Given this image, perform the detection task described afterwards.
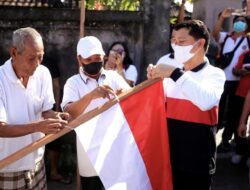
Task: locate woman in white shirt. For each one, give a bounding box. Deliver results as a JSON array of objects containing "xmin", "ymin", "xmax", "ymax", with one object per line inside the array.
[{"xmin": 105, "ymin": 41, "xmax": 138, "ymax": 86}]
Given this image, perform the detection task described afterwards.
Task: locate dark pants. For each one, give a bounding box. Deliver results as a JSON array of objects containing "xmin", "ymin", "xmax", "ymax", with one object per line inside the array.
[
  {"xmin": 172, "ymin": 169, "xmax": 213, "ymax": 190},
  {"xmin": 224, "ymin": 95, "xmax": 248, "ymax": 154},
  {"xmin": 80, "ymin": 176, "xmax": 104, "ymax": 190},
  {"xmin": 218, "ymin": 80, "xmax": 238, "ymax": 141}
]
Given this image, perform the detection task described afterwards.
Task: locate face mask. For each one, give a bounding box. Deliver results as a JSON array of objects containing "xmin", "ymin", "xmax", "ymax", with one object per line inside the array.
[
  {"xmin": 82, "ymin": 61, "xmax": 103, "ymax": 75},
  {"xmin": 172, "ymin": 42, "xmax": 197, "ymax": 64},
  {"xmin": 233, "ymin": 21, "xmax": 247, "ymax": 32}
]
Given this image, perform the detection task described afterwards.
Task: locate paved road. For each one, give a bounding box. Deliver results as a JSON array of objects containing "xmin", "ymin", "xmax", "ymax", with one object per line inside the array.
[{"xmin": 48, "ymin": 130, "xmax": 250, "ymax": 190}]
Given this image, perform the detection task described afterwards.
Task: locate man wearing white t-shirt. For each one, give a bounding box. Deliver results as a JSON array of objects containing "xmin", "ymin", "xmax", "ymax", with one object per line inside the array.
[
  {"xmin": 61, "ymin": 36, "xmax": 130, "ymax": 190},
  {"xmin": 0, "ymin": 27, "xmax": 69, "ymax": 189},
  {"xmin": 212, "ymin": 8, "xmax": 250, "ymax": 154}
]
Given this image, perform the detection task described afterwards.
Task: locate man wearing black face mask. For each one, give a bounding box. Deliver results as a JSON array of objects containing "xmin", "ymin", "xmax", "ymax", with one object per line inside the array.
[
  {"xmin": 212, "ymin": 8, "xmax": 250, "ymax": 158},
  {"xmin": 61, "ymin": 36, "xmax": 130, "ymax": 190}
]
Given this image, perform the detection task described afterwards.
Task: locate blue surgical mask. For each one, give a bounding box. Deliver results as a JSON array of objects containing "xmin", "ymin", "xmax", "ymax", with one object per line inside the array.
[{"xmin": 233, "ymin": 21, "xmax": 247, "ymax": 32}]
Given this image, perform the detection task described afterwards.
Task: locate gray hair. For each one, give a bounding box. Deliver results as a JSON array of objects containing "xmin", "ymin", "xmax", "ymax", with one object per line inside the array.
[{"xmin": 12, "ymin": 27, "xmax": 42, "ymax": 53}]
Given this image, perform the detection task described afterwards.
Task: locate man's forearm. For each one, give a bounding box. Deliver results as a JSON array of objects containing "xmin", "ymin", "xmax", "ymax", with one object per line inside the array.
[
  {"xmin": 239, "ymin": 90, "xmax": 250, "ymax": 125},
  {"xmin": 64, "ymin": 92, "xmax": 93, "ymax": 120},
  {"xmin": 0, "ymin": 123, "xmax": 36, "ymax": 137}
]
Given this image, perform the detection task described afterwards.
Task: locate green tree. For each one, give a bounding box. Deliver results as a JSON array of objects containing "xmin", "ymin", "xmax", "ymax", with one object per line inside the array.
[{"xmin": 86, "ymin": 0, "xmax": 140, "ymax": 11}]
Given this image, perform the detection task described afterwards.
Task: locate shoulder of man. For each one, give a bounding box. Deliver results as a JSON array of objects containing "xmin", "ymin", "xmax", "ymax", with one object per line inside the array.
[{"xmin": 156, "ymin": 53, "xmax": 174, "ymax": 64}]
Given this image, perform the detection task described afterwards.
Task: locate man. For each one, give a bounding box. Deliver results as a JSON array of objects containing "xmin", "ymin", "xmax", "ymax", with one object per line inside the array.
[
  {"xmin": 42, "ymin": 49, "xmax": 71, "ymax": 184},
  {"xmin": 147, "ymin": 20, "xmax": 225, "ymax": 190},
  {"xmin": 212, "ymin": 8, "xmax": 250, "ymax": 152},
  {"xmin": 237, "ymin": 88, "xmax": 250, "ymax": 168},
  {"xmin": 0, "ymin": 27, "xmax": 69, "ymax": 189},
  {"xmin": 238, "ymin": 89, "xmax": 250, "ymax": 138},
  {"xmin": 229, "ymin": 50, "xmax": 250, "ymax": 164},
  {"xmin": 61, "ymin": 36, "xmax": 130, "ymax": 190}
]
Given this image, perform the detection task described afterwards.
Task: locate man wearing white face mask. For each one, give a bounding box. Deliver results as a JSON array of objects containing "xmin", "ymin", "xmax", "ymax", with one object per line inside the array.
[
  {"xmin": 212, "ymin": 8, "xmax": 250, "ymax": 156},
  {"xmin": 147, "ymin": 20, "xmax": 225, "ymax": 190}
]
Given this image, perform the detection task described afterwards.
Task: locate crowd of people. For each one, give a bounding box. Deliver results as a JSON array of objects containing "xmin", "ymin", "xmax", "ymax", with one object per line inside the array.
[{"xmin": 0, "ymin": 2, "xmax": 249, "ymax": 190}]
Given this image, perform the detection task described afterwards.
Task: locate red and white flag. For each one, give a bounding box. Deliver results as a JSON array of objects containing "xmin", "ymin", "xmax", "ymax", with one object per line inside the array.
[{"xmin": 75, "ymin": 80, "xmax": 173, "ymax": 190}]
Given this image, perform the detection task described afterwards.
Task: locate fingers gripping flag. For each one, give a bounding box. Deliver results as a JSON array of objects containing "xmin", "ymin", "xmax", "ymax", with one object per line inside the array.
[{"xmin": 75, "ymin": 80, "xmax": 173, "ymax": 190}]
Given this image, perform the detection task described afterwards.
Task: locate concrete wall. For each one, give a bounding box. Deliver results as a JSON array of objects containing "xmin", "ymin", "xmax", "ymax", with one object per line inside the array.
[
  {"xmin": 0, "ymin": 7, "xmax": 144, "ymax": 86},
  {"xmin": 0, "ymin": 2, "xmax": 171, "ymax": 86},
  {"xmin": 193, "ymin": 0, "xmax": 242, "ymax": 31}
]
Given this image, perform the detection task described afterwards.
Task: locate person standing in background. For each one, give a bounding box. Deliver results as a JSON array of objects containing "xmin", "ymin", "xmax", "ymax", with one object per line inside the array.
[
  {"xmin": 212, "ymin": 8, "xmax": 250, "ymax": 152},
  {"xmin": 42, "ymin": 52, "xmax": 72, "ymax": 184},
  {"xmin": 105, "ymin": 41, "xmax": 138, "ymax": 86}
]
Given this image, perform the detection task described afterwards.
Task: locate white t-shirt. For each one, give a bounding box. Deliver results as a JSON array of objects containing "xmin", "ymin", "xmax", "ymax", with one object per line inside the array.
[
  {"xmin": 61, "ymin": 68, "xmax": 130, "ymax": 177},
  {"xmin": 0, "ymin": 59, "xmax": 55, "ymax": 172},
  {"xmin": 219, "ymin": 32, "xmax": 250, "ymax": 81},
  {"xmin": 124, "ymin": 65, "xmax": 138, "ymax": 85}
]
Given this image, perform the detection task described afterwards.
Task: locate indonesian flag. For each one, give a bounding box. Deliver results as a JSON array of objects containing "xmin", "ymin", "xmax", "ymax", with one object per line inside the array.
[{"xmin": 75, "ymin": 80, "xmax": 173, "ymax": 190}]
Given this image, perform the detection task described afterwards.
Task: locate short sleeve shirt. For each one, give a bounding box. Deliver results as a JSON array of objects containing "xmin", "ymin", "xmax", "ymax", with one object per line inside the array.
[
  {"xmin": 124, "ymin": 65, "xmax": 138, "ymax": 85},
  {"xmin": 219, "ymin": 32, "xmax": 250, "ymax": 81},
  {"xmin": 61, "ymin": 68, "xmax": 130, "ymax": 177},
  {"xmin": 0, "ymin": 59, "xmax": 55, "ymax": 172},
  {"xmin": 234, "ymin": 50, "xmax": 250, "ymax": 97}
]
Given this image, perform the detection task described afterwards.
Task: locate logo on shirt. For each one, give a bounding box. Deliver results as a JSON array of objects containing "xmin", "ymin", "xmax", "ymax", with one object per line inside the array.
[{"xmin": 242, "ymin": 45, "xmax": 248, "ymax": 50}]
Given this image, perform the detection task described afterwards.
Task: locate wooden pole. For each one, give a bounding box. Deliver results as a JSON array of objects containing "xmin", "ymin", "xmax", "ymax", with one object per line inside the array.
[
  {"xmin": 77, "ymin": 1, "xmax": 86, "ymax": 188},
  {"xmin": 0, "ymin": 78, "xmax": 161, "ymax": 168},
  {"xmin": 79, "ymin": 0, "xmax": 85, "ymax": 38}
]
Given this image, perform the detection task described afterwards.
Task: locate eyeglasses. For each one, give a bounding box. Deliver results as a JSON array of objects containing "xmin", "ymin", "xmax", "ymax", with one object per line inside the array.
[{"xmin": 110, "ymin": 49, "xmax": 124, "ymax": 55}]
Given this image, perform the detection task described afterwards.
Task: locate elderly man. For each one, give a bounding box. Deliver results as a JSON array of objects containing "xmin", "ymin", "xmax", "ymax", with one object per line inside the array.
[
  {"xmin": 0, "ymin": 27, "xmax": 69, "ymax": 189},
  {"xmin": 147, "ymin": 20, "xmax": 225, "ymax": 190},
  {"xmin": 61, "ymin": 36, "xmax": 130, "ymax": 190}
]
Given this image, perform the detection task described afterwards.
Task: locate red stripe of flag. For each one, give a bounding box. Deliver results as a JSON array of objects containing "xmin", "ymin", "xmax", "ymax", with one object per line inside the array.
[{"xmin": 120, "ymin": 80, "xmax": 173, "ymax": 190}]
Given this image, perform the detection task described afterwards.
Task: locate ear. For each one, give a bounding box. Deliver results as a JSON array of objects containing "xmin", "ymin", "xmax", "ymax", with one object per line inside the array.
[
  {"xmin": 191, "ymin": 39, "xmax": 205, "ymax": 53},
  {"xmin": 9, "ymin": 47, "xmax": 17, "ymax": 60},
  {"xmin": 77, "ymin": 55, "xmax": 82, "ymax": 67},
  {"xmin": 197, "ymin": 39, "xmax": 205, "ymax": 51},
  {"xmin": 77, "ymin": 55, "xmax": 81, "ymax": 62}
]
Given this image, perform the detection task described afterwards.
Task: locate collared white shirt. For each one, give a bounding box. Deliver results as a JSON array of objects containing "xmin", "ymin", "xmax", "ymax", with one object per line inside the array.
[
  {"xmin": 0, "ymin": 59, "xmax": 55, "ymax": 172},
  {"xmin": 219, "ymin": 32, "xmax": 250, "ymax": 81},
  {"xmin": 61, "ymin": 67, "xmax": 130, "ymax": 176}
]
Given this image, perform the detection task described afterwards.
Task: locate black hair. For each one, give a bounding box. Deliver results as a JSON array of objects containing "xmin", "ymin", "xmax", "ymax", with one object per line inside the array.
[
  {"xmin": 173, "ymin": 20, "xmax": 210, "ymax": 51},
  {"xmin": 107, "ymin": 41, "xmax": 133, "ymax": 70},
  {"xmin": 233, "ymin": 16, "xmax": 247, "ymax": 23}
]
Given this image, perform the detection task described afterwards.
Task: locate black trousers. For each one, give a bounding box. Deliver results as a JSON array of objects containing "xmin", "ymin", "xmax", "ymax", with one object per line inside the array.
[
  {"xmin": 172, "ymin": 169, "xmax": 213, "ymax": 190},
  {"xmin": 223, "ymin": 95, "xmax": 248, "ymax": 154},
  {"xmin": 80, "ymin": 176, "xmax": 104, "ymax": 190},
  {"xmin": 218, "ymin": 80, "xmax": 239, "ymax": 141}
]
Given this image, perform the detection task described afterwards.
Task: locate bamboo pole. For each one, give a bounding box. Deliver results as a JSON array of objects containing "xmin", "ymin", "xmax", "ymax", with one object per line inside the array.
[
  {"xmin": 79, "ymin": 0, "xmax": 85, "ymax": 38},
  {"xmin": 0, "ymin": 78, "xmax": 161, "ymax": 169},
  {"xmin": 77, "ymin": 1, "xmax": 86, "ymax": 188}
]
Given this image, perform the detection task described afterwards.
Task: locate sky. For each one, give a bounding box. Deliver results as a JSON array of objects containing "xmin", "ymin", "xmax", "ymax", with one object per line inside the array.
[{"xmin": 174, "ymin": 0, "xmax": 193, "ymax": 12}]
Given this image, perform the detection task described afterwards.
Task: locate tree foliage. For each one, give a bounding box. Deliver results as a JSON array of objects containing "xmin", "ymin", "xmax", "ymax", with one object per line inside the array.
[
  {"xmin": 86, "ymin": 0, "xmax": 140, "ymax": 11},
  {"xmin": 85, "ymin": 0, "xmax": 194, "ymax": 11}
]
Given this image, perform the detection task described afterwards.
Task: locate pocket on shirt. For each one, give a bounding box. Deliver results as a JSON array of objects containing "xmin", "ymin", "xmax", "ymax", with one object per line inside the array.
[{"xmin": 32, "ymin": 96, "xmax": 44, "ymax": 114}]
